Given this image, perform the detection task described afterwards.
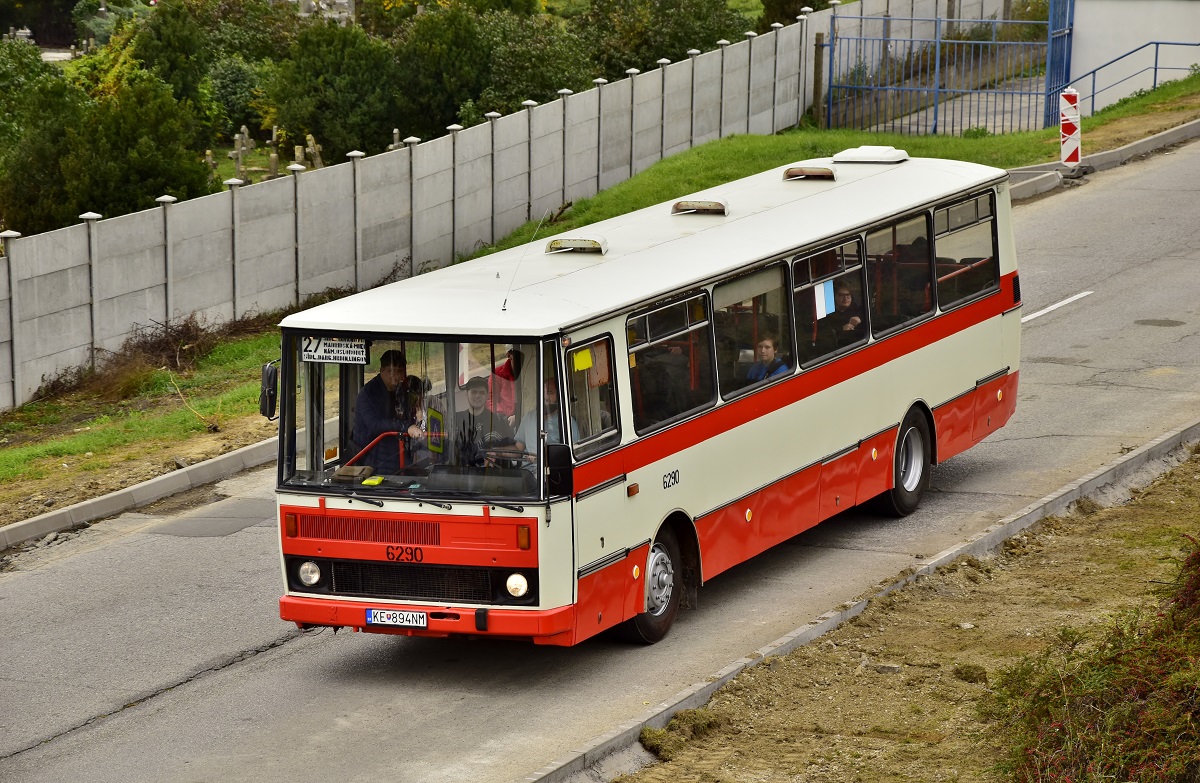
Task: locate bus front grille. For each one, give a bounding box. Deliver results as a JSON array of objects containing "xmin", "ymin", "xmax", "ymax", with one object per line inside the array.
[{"xmin": 331, "ymin": 561, "xmax": 493, "ymax": 603}]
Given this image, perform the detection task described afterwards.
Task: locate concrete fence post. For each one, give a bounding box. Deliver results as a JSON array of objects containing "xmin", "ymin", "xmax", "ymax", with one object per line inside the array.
[
  {"xmin": 626, "ymin": 69, "xmax": 639, "ymax": 177},
  {"xmin": 347, "ymin": 151, "xmax": 365, "ymax": 291},
  {"xmin": 771, "ymin": 23, "xmax": 784, "ymax": 134},
  {"xmin": 1, "ymin": 229, "xmax": 20, "ymax": 407},
  {"xmin": 593, "ymin": 78, "xmax": 607, "ymax": 191},
  {"xmin": 657, "ymin": 59, "xmax": 670, "ymax": 161},
  {"xmin": 286, "ymin": 164, "xmax": 305, "ymax": 305},
  {"xmin": 447, "ymin": 124, "xmax": 462, "ymax": 258},
  {"xmin": 155, "ymin": 195, "xmax": 177, "ymax": 322},
  {"xmin": 814, "ymin": 32, "xmax": 826, "ymax": 128},
  {"xmin": 485, "ymin": 112, "xmax": 501, "ymax": 244},
  {"xmin": 522, "ymin": 100, "xmax": 538, "ymax": 222},
  {"xmin": 717, "ymin": 40, "xmax": 730, "ymax": 138},
  {"xmin": 687, "ymin": 49, "xmax": 700, "ymax": 146},
  {"xmin": 746, "ymin": 31, "xmax": 757, "ymax": 134},
  {"xmin": 558, "ymin": 89, "xmax": 573, "ymax": 206},
  {"xmin": 404, "ymin": 137, "xmax": 420, "ymax": 277},
  {"xmin": 223, "ymin": 179, "xmax": 243, "ymax": 318},
  {"xmin": 79, "ymin": 212, "xmax": 102, "ymax": 370},
  {"xmin": 799, "ymin": 9, "xmax": 813, "ymax": 124}
]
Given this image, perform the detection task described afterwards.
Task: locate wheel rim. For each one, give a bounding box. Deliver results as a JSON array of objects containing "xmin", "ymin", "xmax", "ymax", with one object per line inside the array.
[
  {"xmin": 645, "ymin": 542, "xmax": 675, "ymax": 616},
  {"xmin": 898, "ymin": 425, "xmax": 925, "ymax": 492}
]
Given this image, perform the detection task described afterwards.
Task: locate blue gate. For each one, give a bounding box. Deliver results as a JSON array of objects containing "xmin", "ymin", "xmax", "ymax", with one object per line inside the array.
[{"xmin": 825, "ymin": 0, "xmax": 1074, "ymax": 135}]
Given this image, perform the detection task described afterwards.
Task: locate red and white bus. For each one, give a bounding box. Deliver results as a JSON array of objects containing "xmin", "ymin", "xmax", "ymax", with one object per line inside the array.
[{"xmin": 266, "ymin": 145, "xmax": 1020, "ymax": 646}]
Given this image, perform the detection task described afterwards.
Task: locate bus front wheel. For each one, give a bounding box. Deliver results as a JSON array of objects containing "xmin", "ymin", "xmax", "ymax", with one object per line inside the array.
[
  {"xmin": 618, "ymin": 526, "xmax": 682, "ymax": 644},
  {"xmin": 874, "ymin": 408, "xmax": 931, "ymax": 517}
]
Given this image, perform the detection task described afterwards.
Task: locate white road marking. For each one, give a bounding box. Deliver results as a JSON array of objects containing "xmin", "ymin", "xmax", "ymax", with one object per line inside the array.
[{"xmin": 1021, "ymin": 291, "xmax": 1093, "ymax": 323}]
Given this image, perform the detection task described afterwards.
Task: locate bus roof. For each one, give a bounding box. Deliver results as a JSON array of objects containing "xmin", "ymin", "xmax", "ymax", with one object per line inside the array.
[{"xmin": 281, "ymin": 148, "xmax": 1007, "ymax": 337}]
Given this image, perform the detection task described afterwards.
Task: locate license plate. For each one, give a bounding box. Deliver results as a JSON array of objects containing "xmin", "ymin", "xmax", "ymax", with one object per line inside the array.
[{"xmin": 365, "ymin": 609, "xmax": 428, "ymax": 628}]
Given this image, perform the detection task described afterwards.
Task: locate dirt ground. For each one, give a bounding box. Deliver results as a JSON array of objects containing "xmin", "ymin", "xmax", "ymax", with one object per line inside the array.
[{"xmin": 618, "ymin": 448, "xmax": 1200, "ymax": 783}]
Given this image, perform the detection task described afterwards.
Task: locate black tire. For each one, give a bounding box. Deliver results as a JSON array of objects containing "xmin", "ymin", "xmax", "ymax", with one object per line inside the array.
[
  {"xmin": 617, "ymin": 525, "xmax": 682, "ymax": 644},
  {"xmin": 873, "ymin": 408, "xmax": 932, "ymax": 517}
]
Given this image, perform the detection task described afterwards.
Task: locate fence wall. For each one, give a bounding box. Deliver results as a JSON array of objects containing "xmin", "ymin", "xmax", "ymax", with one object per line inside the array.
[{"xmin": 0, "ymin": 0, "xmax": 1156, "ymax": 410}]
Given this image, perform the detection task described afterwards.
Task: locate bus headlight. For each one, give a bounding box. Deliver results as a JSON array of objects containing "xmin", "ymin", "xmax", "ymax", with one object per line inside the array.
[
  {"xmin": 505, "ymin": 573, "xmax": 529, "ymax": 598},
  {"xmin": 298, "ymin": 561, "xmax": 322, "ymax": 586}
]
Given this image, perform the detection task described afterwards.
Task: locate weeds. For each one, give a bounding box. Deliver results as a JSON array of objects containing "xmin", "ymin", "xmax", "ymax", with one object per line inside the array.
[{"xmin": 986, "ymin": 535, "xmax": 1200, "ymax": 782}]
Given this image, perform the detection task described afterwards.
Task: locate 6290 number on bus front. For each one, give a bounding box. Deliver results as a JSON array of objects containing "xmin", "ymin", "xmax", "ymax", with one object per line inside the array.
[
  {"xmin": 386, "ymin": 546, "xmax": 424, "ymax": 562},
  {"xmin": 662, "ymin": 470, "xmax": 680, "ymax": 490}
]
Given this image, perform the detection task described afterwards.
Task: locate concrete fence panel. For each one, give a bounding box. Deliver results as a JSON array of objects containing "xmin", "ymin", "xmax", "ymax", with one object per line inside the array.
[
  {"xmin": 412, "ymin": 134, "xmax": 454, "ymax": 271},
  {"xmin": 774, "ymin": 23, "xmax": 803, "ymax": 131},
  {"xmin": 493, "ymin": 111, "xmax": 531, "ymax": 240},
  {"xmin": 298, "ymin": 164, "xmax": 356, "ymax": 298},
  {"xmin": 530, "ymin": 102, "xmax": 566, "ymax": 223},
  {"xmin": 12, "ymin": 225, "xmax": 91, "ymax": 401},
  {"xmin": 564, "ymin": 88, "xmax": 601, "ymax": 204},
  {"xmin": 358, "ymin": 147, "xmax": 412, "ymax": 286},
  {"xmin": 632, "ymin": 69, "xmax": 665, "ymax": 176},
  {"xmin": 749, "ymin": 31, "xmax": 780, "ymax": 135},
  {"xmin": 237, "ymin": 176, "xmax": 297, "ymax": 316},
  {"xmin": 169, "ymin": 190, "xmax": 233, "ymax": 323},
  {"xmin": 693, "ymin": 48, "xmax": 724, "ymax": 145},
  {"xmin": 722, "ymin": 40, "xmax": 751, "ymax": 136},
  {"xmin": 0, "ymin": 254, "xmax": 13, "ymax": 410},
  {"xmin": 663, "ymin": 59, "xmax": 695, "ymax": 158},
  {"xmin": 599, "ymin": 78, "xmax": 634, "ymax": 190},
  {"xmin": 454, "ymin": 122, "xmax": 494, "ymax": 257},
  {"xmin": 94, "ymin": 210, "xmax": 165, "ymax": 354}
]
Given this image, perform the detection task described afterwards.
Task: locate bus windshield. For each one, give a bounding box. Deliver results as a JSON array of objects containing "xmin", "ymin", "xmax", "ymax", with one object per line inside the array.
[{"xmin": 279, "ymin": 335, "xmax": 558, "ymax": 500}]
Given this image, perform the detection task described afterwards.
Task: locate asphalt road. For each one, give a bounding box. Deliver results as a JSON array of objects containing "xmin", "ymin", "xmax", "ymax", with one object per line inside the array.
[{"xmin": 2, "ymin": 141, "xmax": 1199, "ymax": 783}]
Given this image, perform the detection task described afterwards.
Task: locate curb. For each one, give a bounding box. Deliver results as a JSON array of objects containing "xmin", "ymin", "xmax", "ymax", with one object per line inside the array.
[
  {"xmin": 1008, "ymin": 116, "xmax": 1200, "ymax": 200},
  {"xmin": 519, "ymin": 415, "xmax": 1200, "ymax": 783},
  {"xmin": 0, "ymin": 437, "xmax": 277, "ymax": 550}
]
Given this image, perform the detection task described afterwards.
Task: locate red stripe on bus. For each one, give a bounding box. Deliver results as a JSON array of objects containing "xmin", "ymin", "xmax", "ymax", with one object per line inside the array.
[{"xmin": 575, "ymin": 273, "xmax": 1018, "ymax": 493}]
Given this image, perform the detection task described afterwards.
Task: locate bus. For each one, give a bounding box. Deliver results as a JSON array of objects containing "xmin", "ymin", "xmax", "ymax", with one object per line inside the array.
[{"xmin": 264, "ymin": 145, "xmax": 1021, "ymax": 646}]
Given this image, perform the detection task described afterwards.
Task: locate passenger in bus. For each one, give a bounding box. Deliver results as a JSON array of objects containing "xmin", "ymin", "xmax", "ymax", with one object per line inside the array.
[
  {"xmin": 515, "ymin": 378, "xmax": 580, "ymax": 456},
  {"xmin": 350, "ymin": 350, "xmax": 426, "ymax": 474},
  {"xmin": 745, "ymin": 334, "xmax": 790, "ymax": 382},
  {"xmin": 489, "ymin": 346, "xmax": 523, "ymax": 426},
  {"xmin": 454, "ymin": 375, "xmax": 517, "ymax": 466},
  {"xmin": 832, "ymin": 284, "xmax": 864, "ymax": 331}
]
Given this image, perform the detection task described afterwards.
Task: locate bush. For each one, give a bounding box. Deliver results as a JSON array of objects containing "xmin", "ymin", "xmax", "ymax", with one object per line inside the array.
[{"xmin": 987, "ymin": 536, "xmax": 1200, "ymax": 783}]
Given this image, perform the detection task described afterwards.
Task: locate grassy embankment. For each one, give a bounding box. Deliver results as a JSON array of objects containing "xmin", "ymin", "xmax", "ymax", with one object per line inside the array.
[{"xmin": 2, "ymin": 72, "xmax": 1199, "ymax": 489}]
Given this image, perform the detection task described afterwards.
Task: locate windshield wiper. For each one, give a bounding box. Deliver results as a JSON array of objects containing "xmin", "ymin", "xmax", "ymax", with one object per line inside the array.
[
  {"xmin": 406, "ymin": 489, "xmax": 453, "ymax": 510},
  {"xmin": 321, "ymin": 485, "xmax": 385, "ymax": 507}
]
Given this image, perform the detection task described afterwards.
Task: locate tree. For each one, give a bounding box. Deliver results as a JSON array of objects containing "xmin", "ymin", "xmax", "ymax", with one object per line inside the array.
[
  {"xmin": 133, "ymin": 0, "xmax": 210, "ymax": 106},
  {"xmin": 60, "ymin": 75, "xmax": 215, "ymax": 221},
  {"xmin": 0, "ymin": 38, "xmax": 58, "ymax": 149},
  {"xmin": 263, "ymin": 21, "xmax": 402, "ymax": 157},
  {"xmin": 0, "ymin": 78, "xmax": 91, "ymax": 233},
  {"xmin": 393, "ymin": 2, "xmax": 487, "ymax": 139},
  {"xmin": 458, "ymin": 12, "xmax": 595, "ymax": 125},
  {"xmin": 574, "ymin": 0, "xmax": 748, "ymax": 79}
]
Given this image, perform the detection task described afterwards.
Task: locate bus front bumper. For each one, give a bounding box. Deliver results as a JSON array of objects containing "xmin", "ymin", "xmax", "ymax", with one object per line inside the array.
[{"xmin": 280, "ymin": 595, "xmax": 577, "ymax": 645}]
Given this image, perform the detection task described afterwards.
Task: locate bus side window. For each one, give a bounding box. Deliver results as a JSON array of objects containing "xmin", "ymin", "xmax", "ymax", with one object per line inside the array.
[
  {"xmin": 628, "ymin": 295, "xmax": 716, "ymax": 434},
  {"xmin": 934, "ymin": 192, "xmax": 1000, "ymax": 310},
  {"xmin": 793, "ymin": 240, "xmax": 867, "ymax": 365},
  {"xmin": 712, "ymin": 264, "xmax": 792, "ymax": 397},
  {"xmin": 567, "ymin": 337, "xmax": 620, "ymax": 459},
  {"xmin": 866, "ymin": 214, "xmax": 934, "ymax": 336}
]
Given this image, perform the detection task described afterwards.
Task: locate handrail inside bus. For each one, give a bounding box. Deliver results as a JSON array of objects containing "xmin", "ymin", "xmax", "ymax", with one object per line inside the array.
[{"xmin": 345, "ymin": 431, "xmax": 403, "ymax": 469}]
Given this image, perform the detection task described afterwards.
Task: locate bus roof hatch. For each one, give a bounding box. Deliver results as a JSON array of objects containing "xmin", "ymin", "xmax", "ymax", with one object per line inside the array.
[{"xmin": 831, "ymin": 145, "xmax": 909, "ymax": 164}]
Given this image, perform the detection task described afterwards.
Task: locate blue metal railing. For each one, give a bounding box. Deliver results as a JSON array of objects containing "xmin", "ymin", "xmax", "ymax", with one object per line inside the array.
[{"xmin": 1065, "ymin": 41, "xmax": 1200, "ymax": 115}]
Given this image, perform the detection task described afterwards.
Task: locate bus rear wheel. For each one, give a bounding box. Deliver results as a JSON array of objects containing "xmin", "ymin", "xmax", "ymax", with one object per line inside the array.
[
  {"xmin": 873, "ymin": 408, "xmax": 931, "ymax": 517},
  {"xmin": 618, "ymin": 526, "xmax": 681, "ymax": 644}
]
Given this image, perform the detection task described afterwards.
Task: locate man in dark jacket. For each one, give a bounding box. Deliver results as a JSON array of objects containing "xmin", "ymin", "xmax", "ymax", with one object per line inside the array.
[{"xmin": 351, "ymin": 350, "xmax": 424, "ymax": 474}]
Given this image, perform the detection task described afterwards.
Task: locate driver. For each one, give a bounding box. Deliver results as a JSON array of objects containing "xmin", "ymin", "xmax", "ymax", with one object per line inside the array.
[
  {"xmin": 453, "ymin": 375, "xmax": 516, "ymax": 466},
  {"xmin": 351, "ymin": 350, "xmax": 425, "ymax": 474}
]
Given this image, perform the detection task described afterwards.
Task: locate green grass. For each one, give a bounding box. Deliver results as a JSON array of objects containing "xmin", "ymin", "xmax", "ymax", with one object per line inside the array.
[{"xmin": 469, "ymin": 69, "xmax": 1200, "ymax": 260}]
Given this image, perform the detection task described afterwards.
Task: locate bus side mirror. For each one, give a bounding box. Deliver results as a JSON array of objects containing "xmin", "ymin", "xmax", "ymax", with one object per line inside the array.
[
  {"xmin": 259, "ymin": 361, "xmax": 279, "ymax": 420},
  {"xmin": 546, "ymin": 443, "xmax": 573, "ymax": 496}
]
